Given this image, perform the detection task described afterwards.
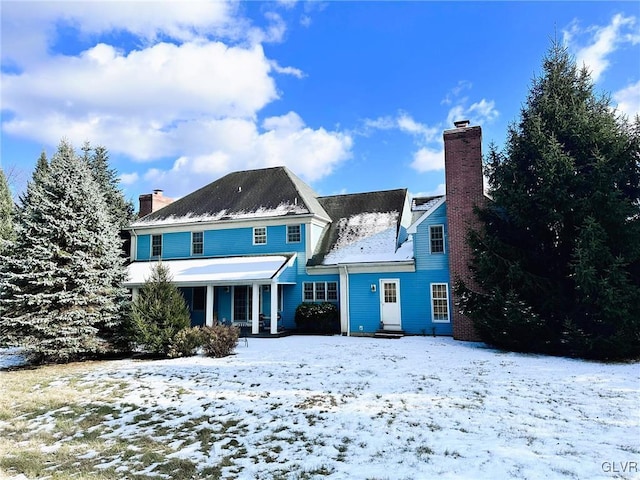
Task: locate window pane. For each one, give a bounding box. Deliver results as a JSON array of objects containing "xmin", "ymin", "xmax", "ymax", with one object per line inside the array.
[
  {"xmin": 192, "ymin": 232, "xmax": 203, "ymax": 255},
  {"xmin": 315, "ymin": 282, "xmax": 326, "ymax": 301},
  {"xmin": 384, "ymin": 283, "xmax": 397, "ymax": 303},
  {"xmin": 254, "ymin": 227, "xmax": 267, "ymax": 245},
  {"xmin": 303, "ymin": 283, "xmax": 314, "ymax": 301},
  {"xmin": 430, "ymin": 225, "xmax": 444, "ymax": 253},
  {"xmin": 432, "ymin": 284, "xmax": 449, "ymax": 322},
  {"xmin": 327, "ymin": 282, "xmax": 338, "ymax": 301},
  {"xmin": 152, "ymin": 235, "xmax": 162, "ymax": 257},
  {"xmin": 287, "ymin": 224, "xmax": 301, "ymax": 243}
]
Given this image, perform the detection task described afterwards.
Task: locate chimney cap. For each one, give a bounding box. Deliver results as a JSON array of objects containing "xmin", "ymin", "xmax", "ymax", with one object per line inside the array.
[
  {"xmin": 153, "ymin": 189, "xmax": 163, "ymax": 195},
  {"xmin": 453, "ymin": 119, "xmax": 470, "ymax": 129}
]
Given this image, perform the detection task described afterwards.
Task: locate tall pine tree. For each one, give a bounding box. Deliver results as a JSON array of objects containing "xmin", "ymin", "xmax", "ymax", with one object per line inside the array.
[
  {"xmin": 0, "ymin": 140, "xmax": 127, "ymax": 363},
  {"xmin": 459, "ymin": 44, "xmax": 640, "ymax": 359}
]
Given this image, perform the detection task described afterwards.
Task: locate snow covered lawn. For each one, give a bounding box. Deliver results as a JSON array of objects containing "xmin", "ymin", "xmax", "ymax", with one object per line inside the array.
[{"xmin": 1, "ymin": 336, "xmax": 638, "ymax": 479}]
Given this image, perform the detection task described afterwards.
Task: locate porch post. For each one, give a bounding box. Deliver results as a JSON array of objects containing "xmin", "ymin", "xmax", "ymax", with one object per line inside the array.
[
  {"xmin": 205, "ymin": 285, "xmax": 214, "ymax": 327},
  {"xmin": 270, "ymin": 282, "xmax": 278, "ymax": 334},
  {"xmin": 251, "ymin": 283, "xmax": 260, "ymax": 334},
  {"xmin": 131, "ymin": 287, "xmax": 139, "ymax": 301}
]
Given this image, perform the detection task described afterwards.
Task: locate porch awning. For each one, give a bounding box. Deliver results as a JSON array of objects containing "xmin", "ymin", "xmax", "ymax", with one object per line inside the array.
[{"xmin": 124, "ymin": 254, "xmax": 295, "ymax": 287}]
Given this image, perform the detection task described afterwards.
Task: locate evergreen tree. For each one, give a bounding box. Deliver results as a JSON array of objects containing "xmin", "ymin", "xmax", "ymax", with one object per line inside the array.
[
  {"xmin": 0, "ymin": 140, "xmax": 127, "ymax": 363},
  {"xmin": 128, "ymin": 263, "xmax": 191, "ymax": 357},
  {"xmin": 81, "ymin": 142, "xmax": 135, "ymax": 229},
  {"xmin": 0, "ymin": 169, "xmax": 14, "ymax": 253},
  {"xmin": 459, "ymin": 43, "xmax": 640, "ymax": 360}
]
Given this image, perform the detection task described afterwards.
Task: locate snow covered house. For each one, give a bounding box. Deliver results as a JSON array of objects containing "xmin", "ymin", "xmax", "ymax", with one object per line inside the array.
[{"xmin": 124, "ymin": 121, "xmax": 484, "ymax": 340}]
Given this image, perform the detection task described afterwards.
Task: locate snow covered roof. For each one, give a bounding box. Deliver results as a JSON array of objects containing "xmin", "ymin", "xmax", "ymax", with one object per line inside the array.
[
  {"xmin": 308, "ymin": 189, "xmax": 411, "ymax": 266},
  {"xmin": 132, "ymin": 167, "xmax": 330, "ymax": 227},
  {"xmin": 410, "ymin": 195, "xmax": 444, "ymax": 223},
  {"xmin": 124, "ymin": 254, "xmax": 295, "ymax": 286}
]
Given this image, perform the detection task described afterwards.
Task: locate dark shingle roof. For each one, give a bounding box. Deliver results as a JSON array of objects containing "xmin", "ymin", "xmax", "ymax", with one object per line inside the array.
[
  {"xmin": 307, "ymin": 188, "xmax": 408, "ymax": 266},
  {"xmin": 133, "ymin": 166, "xmax": 330, "ymax": 226}
]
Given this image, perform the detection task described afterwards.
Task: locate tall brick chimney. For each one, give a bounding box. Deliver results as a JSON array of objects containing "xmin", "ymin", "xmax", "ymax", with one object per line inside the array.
[
  {"xmin": 138, "ymin": 189, "xmax": 174, "ymax": 218},
  {"xmin": 444, "ymin": 120, "xmax": 484, "ymax": 341}
]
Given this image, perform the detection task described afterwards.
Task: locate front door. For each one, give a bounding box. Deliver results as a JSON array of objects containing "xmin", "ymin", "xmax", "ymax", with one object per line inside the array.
[{"xmin": 380, "ymin": 279, "xmax": 401, "ymax": 331}]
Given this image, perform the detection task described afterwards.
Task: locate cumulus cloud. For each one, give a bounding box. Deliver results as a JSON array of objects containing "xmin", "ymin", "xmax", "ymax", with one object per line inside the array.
[
  {"xmin": 141, "ymin": 114, "xmax": 353, "ymax": 195},
  {"xmin": 613, "ymin": 79, "xmax": 640, "ymax": 119},
  {"xmin": 1, "ymin": 1, "xmax": 353, "ymax": 197},
  {"xmin": 410, "ymin": 147, "xmax": 444, "ymax": 173},
  {"xmin": 563, "ymin": 14, "xmax": 640, "ymax": 82}
]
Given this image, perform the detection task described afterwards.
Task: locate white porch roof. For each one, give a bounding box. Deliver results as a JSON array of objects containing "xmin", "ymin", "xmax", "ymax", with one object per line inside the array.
[{"xmin": 125, "ymin": 254, "xmax": 295, "ymax": 287}]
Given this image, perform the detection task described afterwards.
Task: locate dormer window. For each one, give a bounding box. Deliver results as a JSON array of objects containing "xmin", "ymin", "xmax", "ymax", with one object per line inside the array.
[
  {"xmin": 430, "ymin": 225, "xmax": 444, "ymax": 254},
  {"xmin": 253, "ymin": 227, "xmax": 267, "ymax": 245}
]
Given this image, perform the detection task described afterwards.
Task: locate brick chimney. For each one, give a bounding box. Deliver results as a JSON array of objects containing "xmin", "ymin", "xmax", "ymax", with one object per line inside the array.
[
  {"xmin": 444, "ymin": 120, "xmax": 484, "ymax": 341},
  {"xmin": 138, "ymin": 189, "xmax": 174, "ymax": 218}
]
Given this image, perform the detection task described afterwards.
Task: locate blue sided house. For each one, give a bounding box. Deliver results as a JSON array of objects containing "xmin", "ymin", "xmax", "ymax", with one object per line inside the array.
[{"xmin": 124, "ymin": 121, "xmax": 484, "ymax": 341}]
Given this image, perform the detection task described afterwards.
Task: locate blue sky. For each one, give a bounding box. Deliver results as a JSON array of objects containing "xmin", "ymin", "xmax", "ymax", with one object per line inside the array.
[{"xmin": 2, "ymin": 1, "xmax": 639, "ymax": 206}]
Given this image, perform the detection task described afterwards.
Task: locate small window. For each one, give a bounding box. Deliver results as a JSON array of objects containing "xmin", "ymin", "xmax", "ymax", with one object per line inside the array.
[
  {"xmin": 151, "ymin": 234, "xmax": 162, "ymax": 257},
  {"xmin": 327, "ymin": 282, "xmax": 338, "ymax": 301},
  {"xmin": 384, "ymin": 282, "xmax": 397, "ymax": 303},
  {"xmin": 431, "ymin": 283, "xmax": 450, "ymax": 323},
  {"xmin": 287, "ymin": 224, "xmax": 301, "ymax": 243},
  {"xmin": 303, "ymin": 282, "xmax": 314, "ymax": 301},
  {"xmin": 254, "ymin": 227, "xmax": 267, "ymax": 245},
  {"xmin": 315, "ymin": 282, "xmax": 326, "ymax": 301},
  {"xmin": 430, "ymin": 225, "xmax": 444, "ymax": 254},
  {"xmin": 192, "ymin": 232, "xmax": 203, "ymax": 255}
]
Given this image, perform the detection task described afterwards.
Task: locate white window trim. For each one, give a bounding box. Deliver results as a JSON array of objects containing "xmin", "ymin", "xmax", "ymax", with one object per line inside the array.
[
  {"xmin": 303, "ymin": 281, "xmax": 338, "ymax": 302},
  {"xmin": 151, "ymin": 234, "xmax": 162, "ymax": 258},
  {"xmin": 430, "ymin": 282, "xmax": 450, "ymax": 323},
  {"xmin": 191, "ymin": 231, "xmax": 204, "ymax": 256},
  {"xmin": 287, "ymin": 224, "xmax": 301, "ymax": 243},
  {"xmin": 253, "ymin": 226, "xmax": 267, "ymax": 245},
  {"xmin": 429, "ymin": 224, "xmax": 445, "ymax": 254}
]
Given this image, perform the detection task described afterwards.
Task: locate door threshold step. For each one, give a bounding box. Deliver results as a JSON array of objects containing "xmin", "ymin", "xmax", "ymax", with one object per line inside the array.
[{"xmin": 374, "ymin": 330, "xmax": 405, "ymax": 339}]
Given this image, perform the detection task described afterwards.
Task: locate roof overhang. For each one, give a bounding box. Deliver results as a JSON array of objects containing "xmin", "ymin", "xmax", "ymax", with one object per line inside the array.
[
  {"xmin": 124, "ymin": 254, "xmax": 296, "ymax": 288},
  {"xmin": 407, "ymin": 196, "xmax": 446, "ymax": 234}
]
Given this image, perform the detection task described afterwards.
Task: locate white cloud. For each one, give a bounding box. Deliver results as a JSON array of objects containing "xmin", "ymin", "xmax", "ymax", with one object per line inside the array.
[
  {"xmin": 563, "ymin": 14, "xmax": 640, "ymax": 82},
  {"xmin": 447, "ymin": 99, "xmax": 498, "ymax": 127},
  {"xmin": 411, "ymin": 184, "xmax": 446, "ymax": 198},
  {"xmin": 140, "ymin": 114, "xmax": 352, "ymax": 195},
  {"xmin": 269, "ymin": 60, "xmax": 306, "ymax": 78},
  {"xmin": 120, "ymin": 172, "xmax": 140, "ymax": 185},
  {"xmin": 410, "ymin": 147, "xmax": 444, "ymax": 173},
  {"xmin": 613, "ymin": 80, "xmax": 640, "ymax": 119},
  {"xmin": 1, "ymin": 1, "xmax": 238, "ymax": 69}
]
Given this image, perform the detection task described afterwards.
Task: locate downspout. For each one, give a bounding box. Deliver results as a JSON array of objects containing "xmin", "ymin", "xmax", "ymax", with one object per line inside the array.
[
  {"xmin": 340, "ymin": 264, "xmax": 350, "ymax": 336},
  {"xmin": 129, "ymin": 227, "xmax": 138, "ymax": 262}
]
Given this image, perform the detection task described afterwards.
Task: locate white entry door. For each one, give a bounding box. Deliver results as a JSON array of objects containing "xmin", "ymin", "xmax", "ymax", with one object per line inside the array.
[{"xmin": 380, "ymin": 279, "xmax": 401, "ymax": 331}]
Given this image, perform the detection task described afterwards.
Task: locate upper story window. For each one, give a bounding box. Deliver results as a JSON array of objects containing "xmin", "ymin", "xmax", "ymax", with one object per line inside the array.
[
  {"xmin": 287, "ymin": 224, "xmax": 301, "ymax": 243},
  {"xmin": 151, "ymin": 234, "xmax": 162, "ymax": 257},
  {"xmin": 253, "ymin": 227, "xmax": 267, "ymax": 245},
  {"xmin": 192, "ymin": 232, "xmax": 203, "ymax": 255},
  {"xmin": 430, "ymin": 225, "xmax": 444, "ymax": 254}
]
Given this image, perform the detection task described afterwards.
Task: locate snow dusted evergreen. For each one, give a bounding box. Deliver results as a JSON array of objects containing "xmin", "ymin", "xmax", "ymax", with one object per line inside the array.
[
  {"xmin": 82, "ymin": 142, "xmax": 135, "ymax": 229},
  {"xmin": 0, "ymin": 140, "xmax": 127, "ymax": 364}
]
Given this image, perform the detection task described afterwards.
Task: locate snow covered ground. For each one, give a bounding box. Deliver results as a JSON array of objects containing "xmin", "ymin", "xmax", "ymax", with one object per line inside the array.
[{"xmin": 1, "ymin": 336, "xmax": 639, "ymax": 479}]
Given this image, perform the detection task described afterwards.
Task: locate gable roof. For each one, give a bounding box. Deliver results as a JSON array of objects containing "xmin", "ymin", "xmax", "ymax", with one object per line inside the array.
[
  {"xmin": 132, "ymin": 166, "xmax": 330, "ymax": 227},
  {"xmin": 407, "ymin": 195, "xmax": 446, "ymax": 233},
  {"xmin": 308, "ymin": 188, "xmax": 410, "ymax": 266}
]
